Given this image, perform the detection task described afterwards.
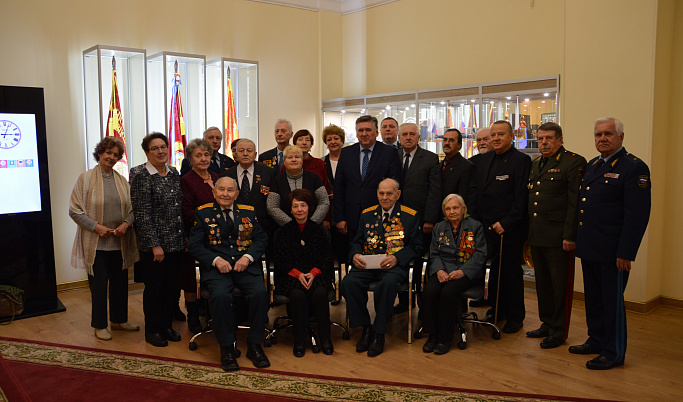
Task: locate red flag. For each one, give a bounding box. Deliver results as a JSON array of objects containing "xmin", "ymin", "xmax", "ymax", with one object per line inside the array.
[
  {"xmin": 106, "ymin": 56, "xmax": 128, "ymax": 179},
  {"xmin": 467, "ymin": 104, "xmax": 477, "ymax": 129},
  {"xmin": 447, "ymin": 107, "xmax": 453, "ymax": 129},
  {"xmin": 169, "ymin": 60, "xmax": 187, "ymax": 170},
  {"xmin": 488, "ymin": 102, "xmax": 495, "ymax": 126},
  {"xmin": 224, "ymin": 67, "xmax": 239, "ymax": 158}
]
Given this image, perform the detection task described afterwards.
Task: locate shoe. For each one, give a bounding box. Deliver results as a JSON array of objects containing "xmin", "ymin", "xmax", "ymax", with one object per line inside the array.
[
  {"xmin": 185, "ymin": 301, "xmax": 203, "ymax": 334},
  {"xmin": 111, "ymin": 322, "xmax": 140, "ymax": 331},
  {"xmin": 162, "ymin": 328, "xmax": 182, "ymax": 342},
  {"xmin": 321, "ymin": 338, "xmax": 334, "ymax": 355},
  {"xmin": 469, "ymin": 298, "xmax": 488, "ymax": 307},
  {"xmin": 246, "ymin": 343, "xmax": 271, "ymax": 368},
  {"xmin": 174, "ymin": 304, "xmax": 186, "ymax": 322},
  {"xmin": 356, "ymin": 326, "xmax": 373, "ymax": 353},
  {"xmin": 568, "ymin": 342, "xmax": 601, "ymax": 355},
  {"xmin": 586, "ymin": 355, "xmax": 624, "ymax": 370},
  {"xmin": 94, "ymin": 328, "xmax": 112, "ymax": 341},
  {"xmin": 145, "ymin": 332, "xmax": 168, "ymax": 347},
  {"xmin": 220, "ymin": 346, "xmax": 240, "ymax": 372},
  {"xmin": 367, "ymin": 333, "xmax": 385, "ymax": 357},
  {"xmin": 502, "ymin": 321, "xmax": 523, "ymax": 333},
  {"xmin": 434, "ymin": 341, "xmax": 452, "ymax": 355},
  {"xmin": 293, "ymin": 342, "xmax": 305, "ymax": 358},
  {"xmin": 526, "ymin": 327, "xmax": 549, "ymax": 338},
  {"xmin": 540, "ymin": 336, "xmax": 565, "ymax": 349},
  {"xmin": 423, "ymin": 334, "xmax": 437, "ymax": 353},
  {"xmin": 392, "ymin": 301, "xmax": 414, "ymax": 314},
  {"xmin": 484, "ymin": 308, "xmax": 506, "ymax": 323}
]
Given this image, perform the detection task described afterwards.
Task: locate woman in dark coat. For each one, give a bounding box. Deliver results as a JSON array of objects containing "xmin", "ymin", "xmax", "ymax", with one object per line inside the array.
[{"xmin": 274, "ymin": 189, "xmax": 334, "ymax": 357}]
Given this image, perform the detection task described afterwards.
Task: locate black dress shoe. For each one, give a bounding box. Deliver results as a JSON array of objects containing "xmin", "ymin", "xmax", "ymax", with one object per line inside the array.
[
  {"xmin": 246, "ymin": 343, "xmax": 271, "ymax": 368},
  {"xmin": 540, "ymin": 336, "xmax": 565, "ymax": 349},
  {"xmin": 321, "ymin": 338, "xmax": 334, "ymax": 355},
  {"xmin": 502, "ymin": 321, "xmax": 523, "ymax": 333},
  {"xmin": 145, "ymin": 332, "xmax": 168, "ymax": 347},
  {"xmin": 162, "ymin": 328, "xmax": 182, "ymax": 342},
  {"xmin": 392, "ymin": 301, "xmax": 415, "ymax": 314},
  {"xmin": 356, "ymin": 326, "xmax": 373, "ymax": 353},
  {"xmin": 586, "ymin": 355, "xmax": 623, "ymax": 370},
  {"xmin": 220, "ymin": 346, "xmax": 240, "ymax": 372},
  {"xmin": 526, "ymin": 327, "xmax": 549, "ymax": 338},
  {"xmin": 568, "ymin": 342, "xmax": 601, "ymax": 355},
  {"xmin": 434, "ymin": 341, "xmax": 452, "ymax": 355},
  {"xmin": 469, "ymin": 298, "xmax": 488, "ymax": 307},
  {"xmin": 367, "ymin": 333, "xmax": 385, "ymax": 357},
  {"xmin": 173, "ymin": 304, "xmax": 186, "ymax": 322},
  {"xmin": 423, "ymin": 334, "xmax": 437, "ymax": 353},
  {"xmin": 293, "ymin": 342, "xmax": 305, "ymax": 358}
]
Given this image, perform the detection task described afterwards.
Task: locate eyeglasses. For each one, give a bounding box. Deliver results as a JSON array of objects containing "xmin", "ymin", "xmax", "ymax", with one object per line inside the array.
[{"xmin": 149, "ymin": 145, "xmax": 168, "ymax": 152}]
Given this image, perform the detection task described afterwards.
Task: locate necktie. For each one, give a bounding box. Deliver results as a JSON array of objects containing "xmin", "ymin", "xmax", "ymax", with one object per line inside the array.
[
  {"xmin": 241, "ymin": 170, "xmax": 250, "ymax": 194},
  {"xmin": 539, "ymin": 157, "xmax": 548, "ymax": 171},
  {"xmin": 403, "ymin": 153, "xmax": 411, "ymax": 177},
  {"xmin": 596, "ymin": 158, "xmax": 605, "ymax": 169},
  {"xmin": 383, "ymin": 212, "xmax": 390, "ymax": 225},
  {"xmin": 223, "ymin": 209, "xmax": 234, "ymax": 232},
  {"xmin": 361, "ymin": 149, "xmax": 370, "ymax": 180},
  {"xmin": 213, "ymin": 156, "xmax": 220, "ymax": 169},
  {"xmin": 277, "ymin": 151, "xmax": 283, "ymax": 170}
]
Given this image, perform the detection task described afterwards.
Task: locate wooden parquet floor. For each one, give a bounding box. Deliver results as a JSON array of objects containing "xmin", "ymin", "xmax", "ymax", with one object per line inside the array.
[{"xmin": 2, "ymin": 288, "xmax": 682, "ymax": 401}]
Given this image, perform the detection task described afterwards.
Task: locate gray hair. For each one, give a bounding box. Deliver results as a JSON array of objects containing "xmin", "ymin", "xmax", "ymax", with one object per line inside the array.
[
  {"xmin": 275, "ymin": 119, "xmax": 293, "ymax": 133},
  {"xmin": 441, "ymin": 193, "xmax": 468, "ymax": 218},
  {"xmin": 185, "ymin": 138, "xmax": 212, "ymax": 163},
  {"xmin": 215, "ymin": 176, "xmax": 237, "ymax": 188},
  {"xmin": 594, "ymin": 117, "xmax": 623, "ymax": 135},
  {"xmin": 399, "ymin": 122, "xmax": 418, "ymax": 134},
  {"xmin": 283, "ymin": 145, "xmax": 303, "ymax": 159},
  {"xmin": 235, "ymin": 138, "xmax": 255, "ymax": 149},
  {"xmin": 203, "ymin": 126, "xmax": 222, "ymax": 139}
]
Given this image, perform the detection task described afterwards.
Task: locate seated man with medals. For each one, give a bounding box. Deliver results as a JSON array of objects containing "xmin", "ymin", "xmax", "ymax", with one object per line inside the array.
[
  {"xmin": 188, "ymin": 176, "xmax": 270, "ymax": 372},
  {"xmin": 341, "ymin": 178, "xmax": 423, "ymax": 357},
  {"xmin": 421, "ymin": 193, "xmax": 487, "ymax": 355}
]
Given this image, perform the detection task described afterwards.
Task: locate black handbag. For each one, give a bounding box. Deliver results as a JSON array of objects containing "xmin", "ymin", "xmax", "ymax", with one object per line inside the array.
[{"xmin": 0, "ymin": 285, "xmax": 25, "ymax": 324}]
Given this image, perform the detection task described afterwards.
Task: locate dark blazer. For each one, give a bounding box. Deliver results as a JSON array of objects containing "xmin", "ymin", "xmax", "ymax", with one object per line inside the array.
[
  {"xmin": 188, "ymin": 202, "xmax": 267, "ymax": 280},
  {"xmin": 333, "ymin": 141, "xmax": 403, "ymax": 236},
  {"xmin": 398, "ymin": 147, "xmax": 442, "ymax": 224},
  {"xmin": 258, "ymin": 146, "xmax": 279, "ymax": 170},
  {"xmin": 575, "ymin": 148, "xmax": 651, "ymax": 262},
  {"xmin": 442, "ymin": 153, "xmax": 474, "ymax": 205},
  {"xmin": 273, "ymin": 219, "xmax": 333, "ymax": 296},
  {"xmin": 349, "ymin": 202, "xmax": 423, "ymax": 278},
  {"xmin": 223, "ymin": 163, "xmax": 276, "ymax": 233},
  {"xmin": 528, "ymin": 146, "xmax": 587, "ymax": 248},
  {"xmin": 180, "ymin": 152, "xmax": 235, "ymax": 176},
  {"xmin": 468, "ymin": 146, "xmax": 531, "ymax": 234},
  {"xmin": 429, "ymin": 217, "xmax": 487, "ymax": 279}
]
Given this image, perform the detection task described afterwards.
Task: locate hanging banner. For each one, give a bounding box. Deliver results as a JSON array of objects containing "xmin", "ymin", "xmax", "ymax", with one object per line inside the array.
[
  {"xmin": 169, "ymin": 60, "xmax": 187, "ymax": 170},
  {"xmin": 224, "ymin": 67, "xmax": 239, "ymax": 158},
  {"xmin": 106, "ymin": 56, "xmax": 129, "ymax": 179}
]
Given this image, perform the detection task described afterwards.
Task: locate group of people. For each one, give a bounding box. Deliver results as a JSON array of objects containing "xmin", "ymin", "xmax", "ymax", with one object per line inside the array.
[{"xmin": 69, "ymin": 113, "xmax": 650, "ymax": 373}]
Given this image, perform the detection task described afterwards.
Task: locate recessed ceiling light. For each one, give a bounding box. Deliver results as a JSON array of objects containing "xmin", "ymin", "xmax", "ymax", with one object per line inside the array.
[
  {"xmin": 341, "ymin": 110, "xmax": 346, "ymax": 113},
  {"xmin": 405, "ymin": 107, "xmax": 409, "ymax": 111},
  {"xmin": 543, "ymin": 93, "xmax": 549, "ymax": 97},
  {"xmin": 524, "ymin": 98, "xmax": 530, "ymax": 102},
  {"xmin": 541, "ymin": 101, "xmax": 546, "ymax": 103},
  {"xmin": 386, "ymin": 105, "xmax": 391, "ymax": 110},
  {"xmin": 506, "ymin": 96, "xmax": 511, "ymax": 100},
  {"xmin": 471, "ymin": 99, "xmax": 476, "ymax": 103},
  {"xmin": 440, "ymin": 101, "xmax": 445, "ymax": 105},
  {"xmin": 411, "ymin": 104, "xmax": 416, "ymax": 108}
]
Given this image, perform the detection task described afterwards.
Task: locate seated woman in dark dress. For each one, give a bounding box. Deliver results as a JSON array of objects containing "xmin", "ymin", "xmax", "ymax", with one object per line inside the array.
[
  {"xmin": 273, "ymin": 189, "xmax": 334, "ymax": 357},
  {"xmin": 422, "ymin": 193, "xmax": 487, "ymax": 355}
]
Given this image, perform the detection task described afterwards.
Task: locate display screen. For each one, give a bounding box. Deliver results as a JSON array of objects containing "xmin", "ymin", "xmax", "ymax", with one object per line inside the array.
[{"xmin": 0, "ymin": 112, "xmax": 42, "ymax": 214}]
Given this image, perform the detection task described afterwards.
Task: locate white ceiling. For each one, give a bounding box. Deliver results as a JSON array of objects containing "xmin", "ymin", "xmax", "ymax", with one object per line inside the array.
[{"xmin": 248, "ymin": 0, "xmax": 398, "ymax": 14}]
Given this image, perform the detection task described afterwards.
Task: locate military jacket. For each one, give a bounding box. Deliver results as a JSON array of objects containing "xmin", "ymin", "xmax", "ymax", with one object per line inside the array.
[{"xmin": 429, "ymin": 217, "xmax": 487, "ymax": 279}]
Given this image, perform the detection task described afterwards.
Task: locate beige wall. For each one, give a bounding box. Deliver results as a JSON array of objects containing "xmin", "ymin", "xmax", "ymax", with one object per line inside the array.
[{"xmin": 0, "ymin": 0, "xmax": 322, "ymax": 285}]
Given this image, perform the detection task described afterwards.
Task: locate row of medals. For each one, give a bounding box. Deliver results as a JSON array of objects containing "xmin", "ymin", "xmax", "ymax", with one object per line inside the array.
[{"xmin": 365, "ymin": 220, "xmax": 405, "ymax": 255}]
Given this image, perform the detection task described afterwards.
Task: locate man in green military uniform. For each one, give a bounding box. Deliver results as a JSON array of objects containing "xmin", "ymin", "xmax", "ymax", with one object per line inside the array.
[
  {"xmin": 527, "ymin": 122, "xmax": 587, "ymax": 349},
  {"xmin": 341, "ymin": 178, "xmax": 423, "ymax": 357},
  {"xmin": 188, "ymin": 176, "xmax": 270, "ymax": 372}
]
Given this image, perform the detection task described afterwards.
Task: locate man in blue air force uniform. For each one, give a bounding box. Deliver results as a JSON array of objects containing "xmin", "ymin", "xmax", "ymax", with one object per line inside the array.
[
  {"xmin": 341, "ymin": 178, "xmax": 423, "ymax": 357},
  {"xmin": 188, "ymin": 176, "xmax": 270, "ymax": 372},
  {"xmin": 573, "ymin": 117, "xmax": 651, "ymax": 370}
]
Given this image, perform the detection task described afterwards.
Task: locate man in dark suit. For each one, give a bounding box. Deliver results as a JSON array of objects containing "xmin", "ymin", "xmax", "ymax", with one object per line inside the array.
[
  {"xmin": 180, "ymin": 127, "xmax": 235, "ymax": 176},
  {"xmin": 394, "ymin": 122, "xmax": 441, "ymax": 313},
  {"xmin": 188, "ymin": 176, "xmax": 270, "ymax": 372},
  {"xmin": 441, "ymin": 128, "xmax": 474, "ymax": 204},
  {"xmin": 526, "ymin": 122, "xmax": 587, "ymax": 349},
  {"xmin": 334, "ymin": 115, "xmax": 403, "ymax": 241},
  {"xmin": 258, "ymin": 119, "xmax": 293, "ymax": 171},
  {"xmin": 573, "ymin": 117, "xmax": 651, "ymax": 370},
  {"xmin": 341, "ymin": 178, "xmax": 423, "ymax": 357},
  {"xmin": 381, "ymin": 117, "xmax": 401, "ymax": 149},
  {"xmin": 469, "ymin": 120, "xmax": 531, "ymax": 334},
  {"xmin": 223, "ymin": 139, "xmax": 277, "ymax": 262}
]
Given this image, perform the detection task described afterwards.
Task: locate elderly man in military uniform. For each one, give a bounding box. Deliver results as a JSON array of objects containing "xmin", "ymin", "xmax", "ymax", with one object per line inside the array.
[
  {"xmin": 527, "ymin": 122, "xmax": 587, "ymax": 349},
  {"xmin": 341, "ymin": 178, "xmax": 423, "ymax": 357},
  {"xmin": 188, "ymin": 176, "xmax": 270, "ymax": 372},
  {"xmin": 573, "ymin": 117, "xmax": 651, "ymax": 370}
]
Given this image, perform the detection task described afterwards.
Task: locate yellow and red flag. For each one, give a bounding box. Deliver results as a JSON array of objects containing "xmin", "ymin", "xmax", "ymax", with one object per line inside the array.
[
  {"xmin": 488, "ymin": 102, "xmax": 495, "ymax": 126},
  {"xmin": 169, "ymin": 60, "xmax": 187, "ymax": 170},
  {"xmin": 224, "ymin": 67, "xmax": 239, "ymax": 158},
  {"xmin": 467, "ymin": 104, "xmax": 477, "ymax": 129},
  {"xmin": 106, "ymin": 56, "xmax": 128, "ymax": 179}
]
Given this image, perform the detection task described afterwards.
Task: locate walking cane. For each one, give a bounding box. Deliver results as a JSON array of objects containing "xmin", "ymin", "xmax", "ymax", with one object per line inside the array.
[{"xmin": 493, "ymin": 234, "xmax": 503, "ymax": 326}]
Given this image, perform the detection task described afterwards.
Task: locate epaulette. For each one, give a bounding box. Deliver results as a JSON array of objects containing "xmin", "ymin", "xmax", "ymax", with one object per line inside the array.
[
  {"xmin": 400, "ymin": 205, "xmax": 417, "ymax": 216},
  {"xmin": 197, "ymin": 203, "xmax": 213, "ymax": 210},
  {"xmin": 363, "ymin": 205, "xmax": 378, "ymax": 214},
  {"xmin": 625, "ymin": 153, "xmax": 644, "ymax": 163},
  {"xmin": 236, "ymin": 204, "xmax": 254, "ymax": 211},
  {"xmin": 562, "ymin": 150, "xmax": 579, "ymax": 159},
  {"xmin": 533, "ymin": 155, "xmax": 542, "ymax": 162}
]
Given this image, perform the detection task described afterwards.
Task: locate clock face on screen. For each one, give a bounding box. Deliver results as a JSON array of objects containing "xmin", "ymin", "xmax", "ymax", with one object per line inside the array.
[{"xmin": 0, "ymin": 120, "xmax": 21, "ymax": 149}]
